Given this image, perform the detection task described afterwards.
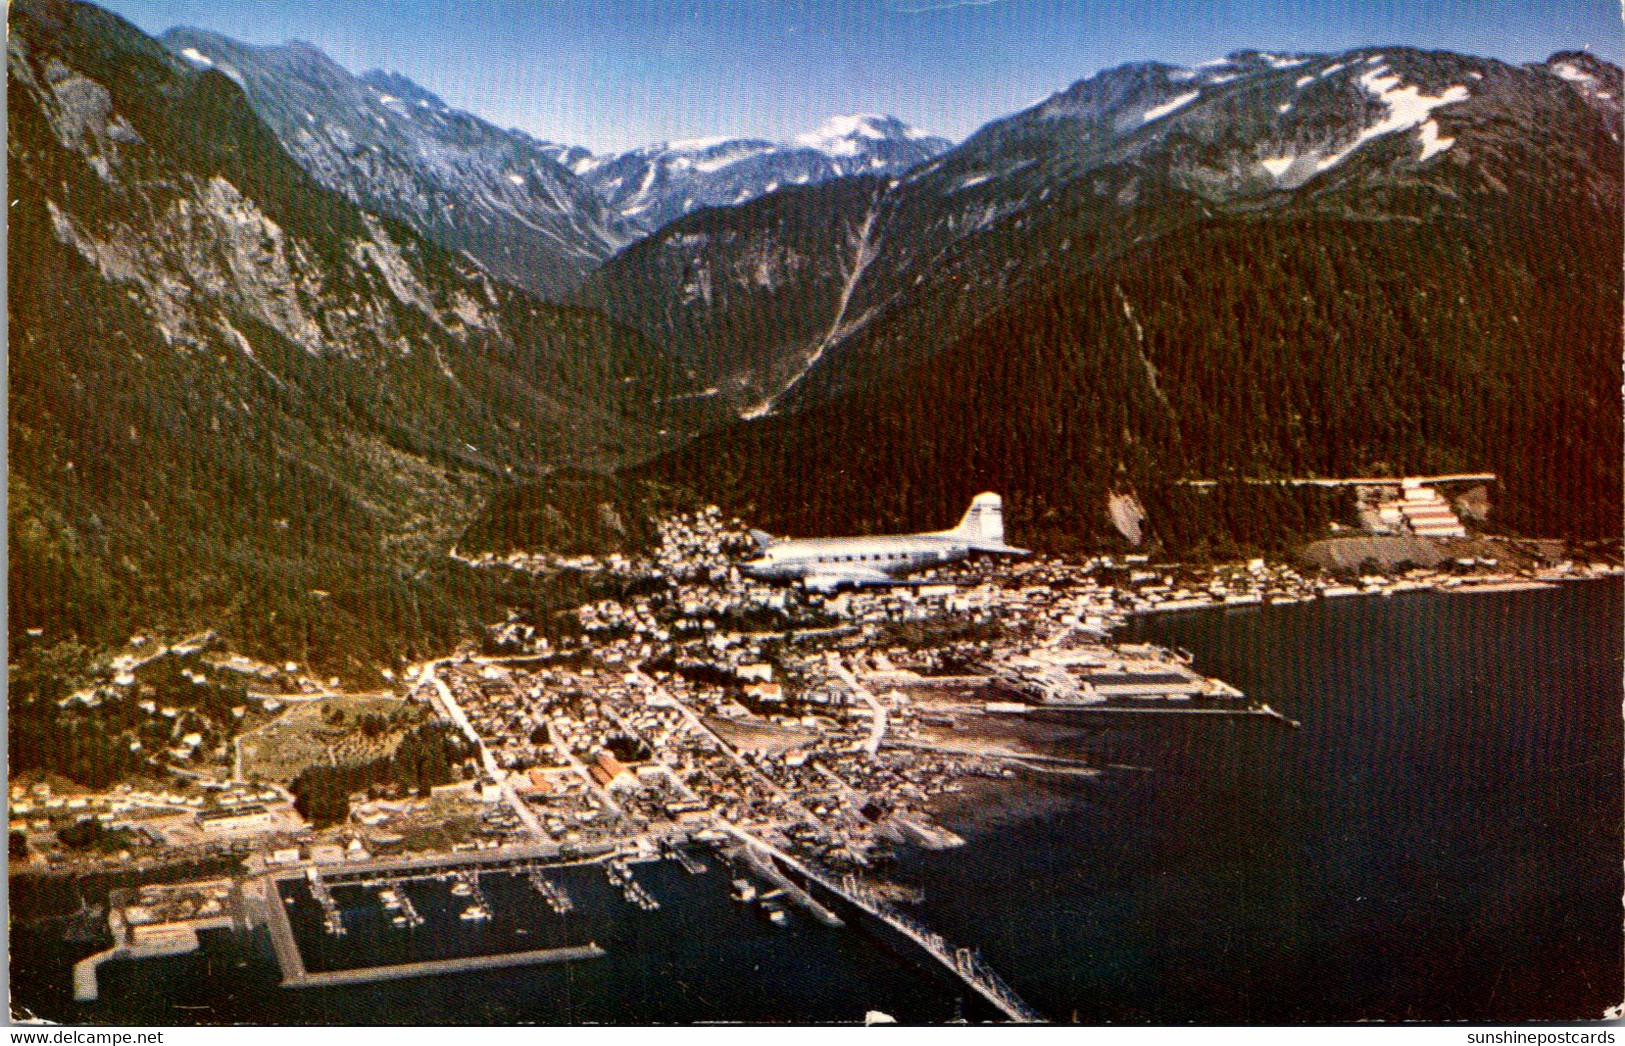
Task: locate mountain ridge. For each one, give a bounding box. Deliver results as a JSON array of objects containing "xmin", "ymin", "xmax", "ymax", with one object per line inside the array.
[
  {"xmin": 582, "ymin": 45, "xmax": 1621, "ymax": 419},
  {"xmin": 574, "ymin": 113, "xmax": 952, "ymax": 234},
  {"xmin": 10, "ymin": 0, "xmax": 687, "ymax": 677},
  {"xmin": 614, "ymin": 45, "xmax": 1621, "ymax": 549},
  {"xmin": 158, "ymin": 27, "xmax": 955, "ymax": 289},
  {"xmin": 160, "ymin": 26, "xmax": 632, "ymax": 300}
]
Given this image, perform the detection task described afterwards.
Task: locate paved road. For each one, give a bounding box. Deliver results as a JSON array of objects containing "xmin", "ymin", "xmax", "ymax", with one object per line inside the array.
[
  {"xmin": 829, "ymin": 656, "xmax": 886, "ymax": 757},
  {"xmin": 419, "ymin": 662, "xmax": 500, "ymax": 779},
  {"xmin": 629, "ymin": 669, "xmax": 831, "ymax": 833},
  {"xmin": 415, "ymin": 660, "xmax": 555, "ymax": 840}
]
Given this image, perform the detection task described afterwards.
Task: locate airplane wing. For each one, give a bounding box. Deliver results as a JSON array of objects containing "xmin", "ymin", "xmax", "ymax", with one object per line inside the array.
[{"xmin": 803, "ymin": 567, "xmax": 929, "ymax": 593}]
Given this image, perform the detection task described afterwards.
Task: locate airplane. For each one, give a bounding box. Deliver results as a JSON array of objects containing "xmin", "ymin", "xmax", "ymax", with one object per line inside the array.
[{"xmin": 740, "ymin": 493, "xmax": 1029, "ymax": 593}]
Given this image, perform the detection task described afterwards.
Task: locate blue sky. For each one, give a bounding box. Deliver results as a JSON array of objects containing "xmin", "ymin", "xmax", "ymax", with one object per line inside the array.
[{"xmin": 104, "ymin": 0, "xmax": 1623, "ymax": 152}]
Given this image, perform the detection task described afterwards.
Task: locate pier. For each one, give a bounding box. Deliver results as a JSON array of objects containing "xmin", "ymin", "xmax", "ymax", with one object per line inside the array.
[
  {"xmin": 271, "ymin": 840, "xmax": 618, "ymax": 890},
  {"xmin": 526, "ymin": 868, "xmax": 574, "ymax": 914},
  {"xmin": 450, "ymin": 870, "xmax": 492, "ymax": 921},
  {"xmin": 666, "ymin": 844, "xmax": 708, "ymax": 875},
  {"xmin": 284, "ymin": 944, "xmax": 606, "ymax": 989},
  {"xmin": 605, "ymin": 858, "xmax": 660, "ymax": 911},
  {"xmin": 738, "ymin": 845, "xmax": 843, "ymax": 928},
  {"xmin": 259, "ymin": 867, "xmax": 603, "ymax": 988},
  {"xmin": 1034, "ymin": 703, "xmax": 1300, "ymax": 728},
  {"xmin": 73, "ymin": 930, "xmax": 203, "ymax": 1002},
  {"xmin": 379, "ymin": 885, "xmax": 424, "ymax": 928},
  {"xmin": 263, "ymin": 879, "xmax": 309, "ymax": 983},
  {"xmin": 305, "ymin": 867, "xmax": 345, "ymax": 935},
  {"xmin": 724, "ymin": 827, "xmax": 1044, "ymax": 1023}
]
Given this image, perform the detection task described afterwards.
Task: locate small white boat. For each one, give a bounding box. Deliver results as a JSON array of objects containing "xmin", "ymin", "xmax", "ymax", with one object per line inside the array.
[
  {"xmin": 459, "ymin": 904, "xmax": 491, "ymax": 921},
  {"xmin": 450, "ymin": 882, "xmax": 473, "ymax": 897}
]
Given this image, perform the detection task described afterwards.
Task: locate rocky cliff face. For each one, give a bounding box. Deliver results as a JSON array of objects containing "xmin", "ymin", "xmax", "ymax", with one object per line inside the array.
[
  {"xmin": 9, "ymin": 0, "xmax": 685, "ymax": 668},
  {"xmin": 161, "ymin": 28, "xmax": 631, "ymax": 300}
]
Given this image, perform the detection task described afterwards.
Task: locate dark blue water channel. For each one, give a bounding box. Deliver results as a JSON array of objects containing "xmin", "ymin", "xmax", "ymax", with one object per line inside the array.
[
  {"xmin": 14, "ymin": 854, "xmax": 967, "ymax": 1024},
  {"xmin": 897, "ymin": 580, "xmax": 1623, "ymax": 1022},
  {"xmin": 11, "ymin": 581, "xmax": 1621, "ymax": 1023}
]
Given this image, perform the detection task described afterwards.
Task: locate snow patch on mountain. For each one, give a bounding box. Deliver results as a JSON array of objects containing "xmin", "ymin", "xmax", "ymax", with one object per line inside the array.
[
  {"xmin": 668, "ymin": 135, "xmax": 735, "ymax": 151},
  {"xmin": 1143, "ymin": 90, "xmax": 1199, "ymax": 123},
  {"xmin": 1416, "ymin": 119, "xmax": 1455, "ymax": 160},
  {"xmin": 795, "ymin": 113, "xmax": 936, "ymax": 155},
  {"xmin": 586, "ymin": 114, "xmax": 951, "ymax": 232},
  {"xmin": 1310, "ymin": 66, "xmax": 1469, "ymax": 173}
]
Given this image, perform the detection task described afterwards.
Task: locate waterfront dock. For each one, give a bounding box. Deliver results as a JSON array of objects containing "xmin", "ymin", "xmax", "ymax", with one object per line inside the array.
[
  {"xmin": 296, "ymin": 841, "xmax": 617, "ymax": 882},
  {"xmin": 1032, "ymin": 703, "xmax": 1301, "ymax": 728},
  {"xmin": 284, "ymin": 944, "xmax": 606, "ymax": 989},
  {"xmin": 73, "ymin": 936, "xmax": 198, "ymax": 1002},
  {"xmin": 263, "ymin": 879, "xmax": 309, "ymax": 983},
  {"xmin": 666, "ymin": 844, "xmax": 708, "ymax": 875},
  {"xmin": 259, "ymin": 865, "xmax": 603, "ymax": 988},
  {"xmin": 72, "ymin": 920, "xmax": 230, "ymax": 1002},
  {"xmin": 306, "ymin": 866, "xmax": 345, "ymax": 936},
  {"xmin": 527, "ymin": 868, "xmax": 574, "ymax": 914},
  {"xmin": 724, "ymin": 827, "xmax": 1044, "ymax": 1023},
  {"xmin": 739, "ymin": 845, "xmax": 843, "ymax": 928}
]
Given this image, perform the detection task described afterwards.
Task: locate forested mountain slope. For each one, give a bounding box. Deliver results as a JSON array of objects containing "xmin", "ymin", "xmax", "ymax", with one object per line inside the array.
[
  {"xmin": 630, "ymin": 50, "xmax": 1622, "ymax": 550},
  {"xmin": 590, "ymin": 48, "xmax": 1622, "ymax": 450},
  {"xmin": 9, "ymin": 0, "xmax": 687, "ymax": 675}
]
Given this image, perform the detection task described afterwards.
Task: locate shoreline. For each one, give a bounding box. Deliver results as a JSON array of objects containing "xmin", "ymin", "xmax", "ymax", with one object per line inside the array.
[{"xmin": 1121, "ymin": 573, "xmax": 1596, "ymax": 621}]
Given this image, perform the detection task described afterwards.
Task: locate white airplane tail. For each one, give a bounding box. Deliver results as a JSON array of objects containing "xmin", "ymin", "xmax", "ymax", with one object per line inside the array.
[
  {"xmin": 952, "ymin": 492, "xmax": 1005, "ymax": 544},
  {"xmin": 947, "ymin": 492, "xmax": 1027, "ymax": 553}
]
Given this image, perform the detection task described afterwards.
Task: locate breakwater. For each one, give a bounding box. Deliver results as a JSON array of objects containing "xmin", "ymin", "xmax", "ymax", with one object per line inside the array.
[{"xmin": 287, "ymin": 944, "xmax": 605, "ymax": 989}]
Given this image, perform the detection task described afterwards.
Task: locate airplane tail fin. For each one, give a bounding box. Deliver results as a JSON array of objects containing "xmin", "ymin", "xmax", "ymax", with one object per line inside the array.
[
  {"xmin": 949, "ymin": 492, "xmax": 1027, "ymax": 553},
  {"xmin": 749, "ymin": 529, "xmax": 776, "ymax": 550}
]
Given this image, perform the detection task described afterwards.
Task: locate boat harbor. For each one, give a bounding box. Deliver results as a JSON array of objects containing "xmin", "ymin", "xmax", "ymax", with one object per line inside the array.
[{"xmin": 255, "ymin": 844, "xmax": 706, "ymax": 988}]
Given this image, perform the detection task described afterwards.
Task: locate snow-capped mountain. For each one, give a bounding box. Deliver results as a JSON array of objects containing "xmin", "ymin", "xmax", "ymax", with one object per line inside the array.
[
  {"xmin": 153, "ymin": 30, "xmax": 953, "ymax": 280},
  {"xmin": 161, "ymin": 28, "xmax": 631, "ymax": 299},
  {"xmin": 793, "ymin": 112, "xmax": 952, "ymax": 160},
  {"xmin": 580, "ymin": 114, "xmax": 952, "ymax": 233},
  {"xmin": 592, "ymin": 45, "xmax": 1622, "ymax": 417},
  {"xmin": 590, "ymin": 46, "xmax": 1621, "ymax": 548}
]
